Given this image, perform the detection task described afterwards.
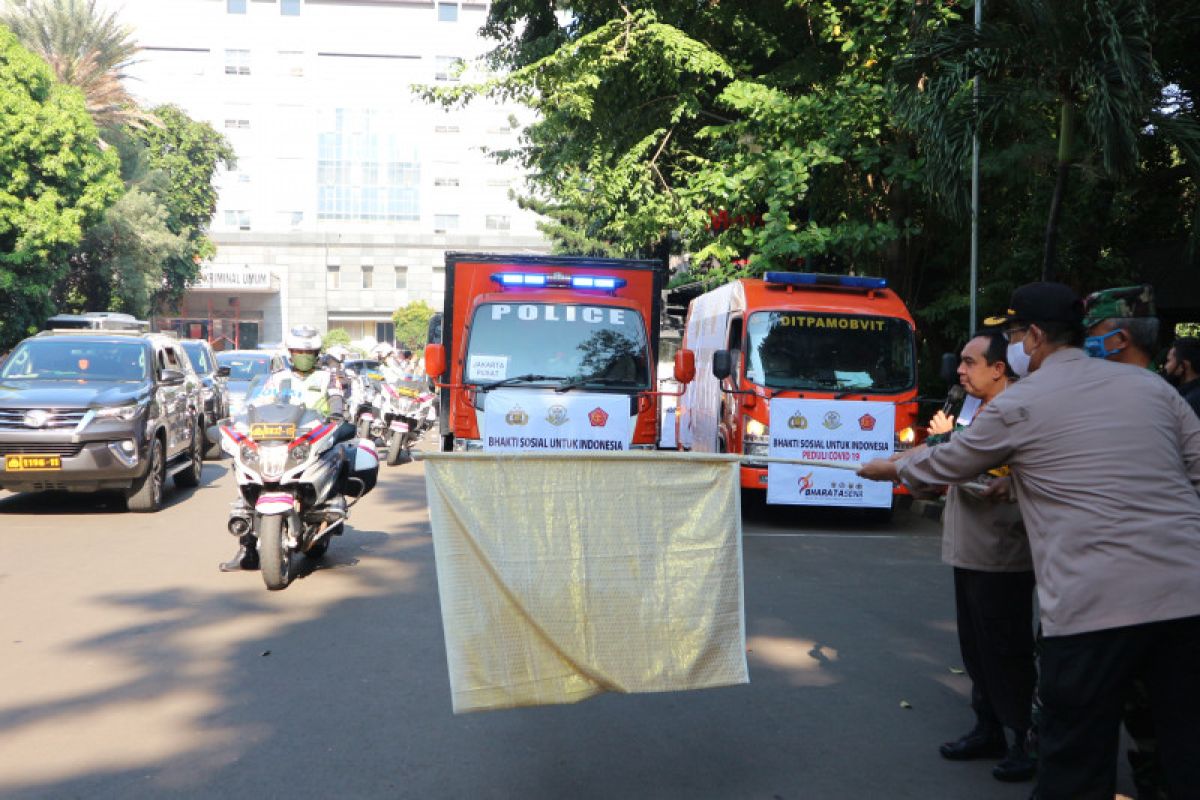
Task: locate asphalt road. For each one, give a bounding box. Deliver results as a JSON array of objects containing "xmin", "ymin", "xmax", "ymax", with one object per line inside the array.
[{"xmin": 0, "ymin": 454, "xmax": 1133, "ymax": 799}]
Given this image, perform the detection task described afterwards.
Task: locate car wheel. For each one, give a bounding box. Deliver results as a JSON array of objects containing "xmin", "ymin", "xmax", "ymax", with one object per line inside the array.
[
  {"xmin": 127, "ymin": 437, "xmax": 166, "ymax": 513},
  {"xmin": 175, "ymin": 423, "xmax": 204, "ymax": 488}
]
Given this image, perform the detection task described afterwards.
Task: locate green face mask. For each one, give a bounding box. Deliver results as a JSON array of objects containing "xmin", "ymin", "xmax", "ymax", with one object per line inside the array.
[{"xmin": 291, "ymin": 352, "xmax": 317, "ymax": 372}]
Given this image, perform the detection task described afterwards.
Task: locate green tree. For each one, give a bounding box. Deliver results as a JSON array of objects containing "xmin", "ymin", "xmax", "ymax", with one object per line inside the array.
[
  {"xmin": 322, "ymin": 328, "xmax": 352, "ymax": 350},
  {"xmin": 392, "ymin": 300, "xmax": 437, "ymax": 349},
  {"xmin": 1, "ymin": 0, "xmax": 149, "ymax": 131},
  {"xmin": 131, "ymin": 104, "xmax": 236, "ymax": 308},
  {"xmin": 0, "ymin": 24, "xmax": 121, "ymax": 348}
]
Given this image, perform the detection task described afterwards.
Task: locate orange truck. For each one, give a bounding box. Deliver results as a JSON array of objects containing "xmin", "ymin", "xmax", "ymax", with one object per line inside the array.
[
  {"xmin": 676, "ymin": 272, "xmax": 920, "ymax": 512},
  {"xmin": 424, "ymin": 253, "xmax": 694, "ymax": 453}
]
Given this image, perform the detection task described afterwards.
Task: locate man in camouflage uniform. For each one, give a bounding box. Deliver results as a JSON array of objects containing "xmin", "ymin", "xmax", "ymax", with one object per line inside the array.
[
  {"xmin": 1081, "ymin": 285, "xmax": 1159, "ymax": 369},
  {"xmin": 1082, "ymin": 284, "xmax": 1166, "ymax": 798}
]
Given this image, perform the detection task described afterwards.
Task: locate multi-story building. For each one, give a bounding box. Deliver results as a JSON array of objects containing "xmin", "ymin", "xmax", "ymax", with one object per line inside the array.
[{"xmin": 120, "ymin": 0, "xmax": 548, "ymax": 349}]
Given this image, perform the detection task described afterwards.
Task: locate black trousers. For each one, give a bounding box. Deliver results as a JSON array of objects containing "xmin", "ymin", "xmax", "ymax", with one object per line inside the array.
[
  {"xmin": 1037, "ymin": 614, "xmax": 1200, "ymax": 800},
  {"xmin": 953, "ymin": 567, "xmax": 1036, "ymax": 733}
]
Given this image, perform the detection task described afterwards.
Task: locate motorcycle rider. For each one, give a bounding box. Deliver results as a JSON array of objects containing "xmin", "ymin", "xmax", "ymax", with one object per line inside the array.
[{"xmin": 220, "ymin": 325, "xmax": 348, "ymax": 572}]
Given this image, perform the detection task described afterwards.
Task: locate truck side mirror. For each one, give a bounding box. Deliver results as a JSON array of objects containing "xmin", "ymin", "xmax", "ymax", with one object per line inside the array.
[
  {"xmin": 425, "ymin": 344, "xmax": 446, "ymax": 379},
  {"xmin": 939, "ymin": 352, "xmax": 959, "ymax": 385},
  {"xmin": 712, "ymin": 350, "xmax": 732, "ymax": 381},
  {"xmin": 158, "ymin": 368, "xmax": 185, "ymax": 385},
  {"xmin": 673, "ymin": 349, "xmax": 696, "ymax": 384},
  {"xmin": 426, "ymin": 312, "xmax": 444, "ymax": 346}
]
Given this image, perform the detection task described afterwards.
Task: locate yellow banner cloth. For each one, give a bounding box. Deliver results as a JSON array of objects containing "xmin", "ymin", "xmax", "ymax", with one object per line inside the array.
[{"xmin": 422, "ymin": 451, "xmax": 749, "ymax": 714}]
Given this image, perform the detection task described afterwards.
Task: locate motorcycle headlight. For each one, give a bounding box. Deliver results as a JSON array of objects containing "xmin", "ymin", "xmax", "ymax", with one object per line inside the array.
[
  {"xmin": 239, "ymin": 443, "xmax": 259, "ymax": 466},
  {"xmin": 288, "ymin": 443, "xmax": 310, "ymax": 464}
]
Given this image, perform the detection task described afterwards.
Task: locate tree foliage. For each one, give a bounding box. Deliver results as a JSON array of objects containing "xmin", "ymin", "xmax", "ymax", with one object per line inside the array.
[
  {"xmin": 1, "ymin": 0, "xmax": 149, "ymax": 130},
  {"xmin": 392, "ymin": 300, "xmax": 438, "ymax": 348},
  {"xmin": 0, "ymin": 23, "xmax": 121, "ymax": 347}
]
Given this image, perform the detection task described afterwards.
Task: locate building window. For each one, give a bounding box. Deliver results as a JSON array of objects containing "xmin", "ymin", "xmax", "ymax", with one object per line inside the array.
[
  {"xmin": 433, "ymin": 177, "xmax": 460, "ymax": 188},
  {"xmin": 225, "ymin": 49, "xmax": 251, "ymax": 75},
  {"xmin": 223, "ymin": 119, "xmax": 251, "ymax": 129},
  {"xmin": 433, "ymin": 266, "xmax": 446, "ymax": 290},
  {"xmin": 281, "ymin": 0, "xmax": 301, "ymax": 15},
  {"xmin": 376, "ymin": 321, "xmax": 395, "ymax": 344},
  {"xmin": 435, "ymin": 56, "xmax": 464, "ymax": 82},
  {"xmin": 433, "ymin": 214, "xmax": 458, "ymax": 233},
  {"xmin": 316, "ymin": 108, "xmax": 420, "ymax": 222},
  {"xmin": 395, "ymin": 266, "xmax": 408, "ymax": 289},
  {"xmin": 224, "ymin": 210, "xmax": 251, "ymax": 230},
  {"xmin": 227, "ymin": 0, "xmax": 247, "ymax": 13},
  {"xmin": 327, "ymin": 265, "xmax": 340, "ymax": 290},
  {"xmin": 362, "ymin": 266, "xmax": 374, "ymax": 289},
  {"xmin": 437, "ymin": 2, "xmax": 458, "ymax": 22},
  {"xmin": 486, "ymin": 178, "xmax": 512, "ymax": 188},
  {"xmin": 434, "ymin": 124, "xmax": 460, "ymax": 134},
  {"xmin": 289, "ymin": 211, "xmax": 304, "ymax": 226},
  {"xmin": 486, "ymin": 215, "xmax": 511, "ymax": 231}
]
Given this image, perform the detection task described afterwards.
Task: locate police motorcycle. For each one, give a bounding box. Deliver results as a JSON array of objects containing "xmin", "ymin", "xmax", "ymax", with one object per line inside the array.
[{"xmin": 218, "ymin": 384, "xmax": 379, "ymax": 592}]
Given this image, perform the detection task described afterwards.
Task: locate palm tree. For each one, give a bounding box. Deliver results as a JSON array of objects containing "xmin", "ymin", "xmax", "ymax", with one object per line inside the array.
[
  {"xmin": 1, "ymin": 0, "xmax": 149, "ymax": 131},
  {"xmin": 896, "ymin": 0, "xmax": 1199, "ymax": 282}
]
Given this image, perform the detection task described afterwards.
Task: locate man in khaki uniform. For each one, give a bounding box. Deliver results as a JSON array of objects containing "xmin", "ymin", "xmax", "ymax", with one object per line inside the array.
[
  {"xmin": 927, "ymin": 331, "xmax": 1036, "ymax": 783},
  {"xmin": 859, "ymin": 282, "xmax": 1200, "ymax": 800}
]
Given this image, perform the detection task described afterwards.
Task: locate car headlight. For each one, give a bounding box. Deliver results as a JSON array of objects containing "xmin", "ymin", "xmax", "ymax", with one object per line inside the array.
[
  {"xmin": 743, "ymin": 416, "xmax": 769, "ymax": 457},
  {"xmin": 895, "ymin": 426, "xmax": 916, "ymax": 451},
  {"xmin": 93, "ymin": 403, "xmax": 143, "ymax": 422}
]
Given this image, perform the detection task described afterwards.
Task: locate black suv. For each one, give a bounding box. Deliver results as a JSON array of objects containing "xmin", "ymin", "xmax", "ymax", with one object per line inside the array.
[
  {"xmin": 180, "ymin": 338, "xmax": 229, "ymax": 459},
  {"xmin": 0, "ymin": 331, "xmax": 205, "ymax": 511}
]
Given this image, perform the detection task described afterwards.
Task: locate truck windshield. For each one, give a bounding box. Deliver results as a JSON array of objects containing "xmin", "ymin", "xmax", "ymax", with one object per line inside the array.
[
  {"xmin": 744, "ymin": 311, "xmax": 915, "ymax": 393},
  {"xmin": 466, "ymin": 303, "xmax": 649, "ymax": 387},
  {"xmin": 0, "ymin": 340, "xmax": 149, "ymax": 382}
]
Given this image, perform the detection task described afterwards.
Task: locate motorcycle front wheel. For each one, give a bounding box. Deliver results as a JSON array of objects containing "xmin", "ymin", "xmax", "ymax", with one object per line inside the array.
[
  {"xmin": 259, "ymin": 514, "xmax": 292, "ymax": 591},
  {"xmin": 386, "ymin": 429, "xmax": 408, "ymax": 466}
]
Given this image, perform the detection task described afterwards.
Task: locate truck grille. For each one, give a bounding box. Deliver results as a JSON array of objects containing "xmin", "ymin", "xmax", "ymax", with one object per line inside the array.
[
  {"xmin": 0, "ymin": 409, "xmax": 87, "ymax": 431},
  {"xmin": 0, "ymin": 443, "xmax": 84, "ymax": 457}
]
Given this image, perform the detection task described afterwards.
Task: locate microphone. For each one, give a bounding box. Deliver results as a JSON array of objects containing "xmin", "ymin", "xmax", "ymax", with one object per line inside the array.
[{"xmin": 941, "ymin": 385, "xmax": 965, "ymax": 415}]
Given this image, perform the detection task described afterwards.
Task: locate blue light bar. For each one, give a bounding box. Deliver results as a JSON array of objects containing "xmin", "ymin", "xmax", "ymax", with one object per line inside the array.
[
  {"xmin": 764, "ymin": 271, "xmax": 887, "ymax": 290},
  {"xmin": 491, "ymin": 272, "xmax": 626, "ymax": 290},
  {"xmin": 494, "ymin": 272, "xmax": 547, "ymax": 286}
]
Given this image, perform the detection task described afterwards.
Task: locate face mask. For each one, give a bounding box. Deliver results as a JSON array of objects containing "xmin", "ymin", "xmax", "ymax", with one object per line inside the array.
[
  {"xmin": 1007, "ymin": 341, "xmax": 1031, "ymax": 378},
  {"xmin": 1084, "ymin": 329, "xmax": 1123, "ymax": 359},
  {"xmin": 291, "ymin": 352, "xmax": 317, "ymax": 373}
]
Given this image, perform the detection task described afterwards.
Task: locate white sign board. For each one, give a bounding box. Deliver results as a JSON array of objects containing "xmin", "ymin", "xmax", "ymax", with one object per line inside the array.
[
  {"xmin": 468, "ymin": 355, "xmax": 508, "ymax": 382},
  {"xmin": 483, "ymin": 389, "xmax": 632, "ymax": 452},
  {"xmin": 766, "ymin": 399, "xmax": 895, "ymax": 507}
]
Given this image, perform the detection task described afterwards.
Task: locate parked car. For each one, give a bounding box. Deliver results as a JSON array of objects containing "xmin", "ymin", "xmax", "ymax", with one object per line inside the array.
[
  {"xmin": 215, "ymin": 350, "xmax": 287, "ymax": 417},
  {"xmin": 0, "ymin": 330, "xmax": 205, "ymax": 511},
  {"xmin": 180, "ymin": 338, "xmax": 229, "ymax": 459}
]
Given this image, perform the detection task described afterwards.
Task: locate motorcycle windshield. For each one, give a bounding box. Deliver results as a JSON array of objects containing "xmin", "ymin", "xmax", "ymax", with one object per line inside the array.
[{"xmin": 245, "ymin": 403, "xmax": 323, "ymax": 431}]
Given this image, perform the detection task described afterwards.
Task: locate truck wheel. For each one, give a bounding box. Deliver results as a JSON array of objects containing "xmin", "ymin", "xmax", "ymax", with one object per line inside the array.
[
  {"xmin": 259, "ymin": 515, "xmax": 292, "ymax": 590},
  {"xmin": 175, "ymin": 424, "xmax": 204, "ymax": 488},
  {"xmin": 127, "ymin": 437, "xmax": 165, "ymax": 513}
]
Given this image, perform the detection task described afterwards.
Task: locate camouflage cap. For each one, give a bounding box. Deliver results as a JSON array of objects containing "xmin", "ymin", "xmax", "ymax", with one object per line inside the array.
[{"xmin": 1081, "ymin": 285, "xmax": 1156, "ymax": 328}]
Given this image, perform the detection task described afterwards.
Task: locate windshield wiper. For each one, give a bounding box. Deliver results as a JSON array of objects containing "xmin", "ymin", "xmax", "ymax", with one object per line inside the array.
[
  {"xmin": 554, "ymin": 376, "xmax": 634, "ymax": 393},
  {"xmin": 475, "ymin": 374, "xmax": 565, "ymax": 390}
]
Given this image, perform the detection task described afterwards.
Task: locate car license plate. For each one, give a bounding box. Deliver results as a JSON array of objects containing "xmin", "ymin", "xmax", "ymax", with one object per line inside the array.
[
  {"xmin": 4, "ymin": 454, "xmax": 62, "ymax": 471},
  {"xmin": 390, "ymin": 421, "xmax": 409, "ymax": 432},
  {"xmin": 249, "ymin": 423, "xmax": 297, "ymax": 441}
]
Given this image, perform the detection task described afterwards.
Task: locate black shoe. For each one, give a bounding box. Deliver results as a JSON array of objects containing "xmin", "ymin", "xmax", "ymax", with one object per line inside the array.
[
  {"xmin": 219, "ymin": 544, "xmax": 259, "ymax": 572},
  {"xmin": 939, "ymin": 726, "xmax": 1007, "ymax": 761},
  {"xmin": 992, "ymin": 743, "xmax": 1036, "ymax": 782}
]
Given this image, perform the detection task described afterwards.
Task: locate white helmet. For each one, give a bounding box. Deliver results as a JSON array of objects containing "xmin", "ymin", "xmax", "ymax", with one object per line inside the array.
[
  {"xmin": 286, "ymin": 324, "xmax": 322, "ymax": 352},
  {"xmin": 371, "ymin": 342, "xmax": 395, "ymax": 360},
  {"xmin": 325, "ymin": 345, "xmax": 350, "ymax": 363}
]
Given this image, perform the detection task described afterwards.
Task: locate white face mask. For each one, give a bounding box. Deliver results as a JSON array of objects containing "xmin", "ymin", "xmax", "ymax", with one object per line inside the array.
[{"xmin": 1007, "ymin": 341, "xmax": 1031, "ymax": 378}]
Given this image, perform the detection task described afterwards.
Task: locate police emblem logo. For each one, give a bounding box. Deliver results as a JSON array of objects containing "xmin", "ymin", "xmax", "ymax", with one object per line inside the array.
[
  {"xmin": 858, "ymin": 413, "xmax": 876, "ymax": 431},
  {"xmin": 505, "ymin": 405, "xmax": 529, "ymax": 426},
  {"xmin": 822, "ymin": 411, "xmax": 842, "ymax": 430},
  {"xmin": 787, "ymin": 412, "xmax": 808, "ymax": 430},
  {"xmin": 546, "ymin": 404, "xmax": 569, "ymax": 426},
  {"xmin": 588, "ymin": 407, "xmax": 609, "ymax": 427}
]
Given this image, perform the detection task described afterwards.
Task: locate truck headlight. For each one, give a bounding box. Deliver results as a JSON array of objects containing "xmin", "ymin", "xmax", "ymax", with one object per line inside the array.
[
  {"xmin": 743, "ymin": 416, "xmax": 769, "ymax": 457},
  {"xmin": 895, "ymin": 426, "xmax": 916, "ymax": 452}
]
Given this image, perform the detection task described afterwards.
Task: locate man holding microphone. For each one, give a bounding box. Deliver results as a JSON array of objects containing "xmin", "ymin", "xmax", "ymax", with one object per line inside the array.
[{"xmin": 858, "ymin": 282, "xmax": 1200, "ymax": 799}]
